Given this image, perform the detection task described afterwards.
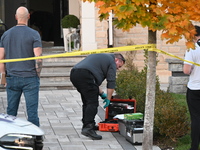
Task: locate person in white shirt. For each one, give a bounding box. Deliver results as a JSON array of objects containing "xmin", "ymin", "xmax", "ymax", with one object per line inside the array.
[{"xmin": 183, "ymin": 25, "xmax": 200, "ymax": 150}]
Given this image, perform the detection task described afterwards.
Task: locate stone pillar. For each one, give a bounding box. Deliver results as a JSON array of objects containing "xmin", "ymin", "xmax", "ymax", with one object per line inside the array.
[
  {"xmin": 81, "ymin": 1, "xmax": 97, "ymax": 51},
  {"xmin": 166, "ymin": 59, "xmax": 189, "ymax": 94},
  {"xmin": 69, "ymin": 0, "xmax": 80, "ymax": 18}
]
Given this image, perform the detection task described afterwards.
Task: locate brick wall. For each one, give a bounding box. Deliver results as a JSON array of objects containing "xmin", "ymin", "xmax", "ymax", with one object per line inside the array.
[{"xmin": 95, "ymin": 9, "xmax": 108, "ymax": 49}]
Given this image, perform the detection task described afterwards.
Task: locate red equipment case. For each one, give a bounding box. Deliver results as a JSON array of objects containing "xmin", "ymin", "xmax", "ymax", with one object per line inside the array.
[{"xmin": 98, "ymin": 98, "xmax": 137, "ymax": 132}]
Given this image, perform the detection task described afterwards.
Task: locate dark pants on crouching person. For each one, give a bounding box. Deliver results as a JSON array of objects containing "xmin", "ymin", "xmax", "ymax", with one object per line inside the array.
[
  {"xmin": 187, "ymin": 88, "xmax": 200, "ymax": 150},
  {"xmin": 70, "ymin": 68, "xmax": 99, "ymax": 127}
]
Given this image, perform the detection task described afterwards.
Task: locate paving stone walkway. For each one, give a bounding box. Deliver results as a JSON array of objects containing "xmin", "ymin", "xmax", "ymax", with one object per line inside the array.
[{"xmin": 0, "ymin": 89, "xmax": 161, "ymax": 150}]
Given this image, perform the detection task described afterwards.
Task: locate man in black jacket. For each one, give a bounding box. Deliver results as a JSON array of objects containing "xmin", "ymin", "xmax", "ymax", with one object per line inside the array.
[{"xmin": 70, "ymin": 53, "xmax": 125, "ymax": 140}]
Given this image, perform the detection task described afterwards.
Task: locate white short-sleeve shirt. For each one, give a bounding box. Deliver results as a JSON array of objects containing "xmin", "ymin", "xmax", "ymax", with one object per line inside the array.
[{"xmin": 184, "ymin": 43, "xmax": 200, "ymax": 90}]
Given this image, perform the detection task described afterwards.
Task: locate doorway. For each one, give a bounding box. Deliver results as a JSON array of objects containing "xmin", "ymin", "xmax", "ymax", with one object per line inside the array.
[
  {"xmin": 4, "ymin": 0, "xmax": 68, "ymax": 46},
  {"xmin": 29, "ymin": 0, "xmax": 54, "ymax": 42},
  {"xmin": 29, "ymin": 0, "xmax": 68, "ymax": 46}
]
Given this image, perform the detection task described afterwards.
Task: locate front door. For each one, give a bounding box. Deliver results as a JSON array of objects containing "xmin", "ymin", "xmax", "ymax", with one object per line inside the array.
[
  {"xmin": 4, "ymin": 0, "xmax": 69, "ymax": 46},
  {"xmin": 29, "ymin": 0, "xmax": 69, "ymax": 46}
]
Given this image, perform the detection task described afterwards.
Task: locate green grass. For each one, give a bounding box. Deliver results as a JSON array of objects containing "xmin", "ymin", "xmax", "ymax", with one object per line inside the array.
[
  {"xmin": 171, "ymin": 93, "xmax": 190, "ymax": 118},
  {"xmin": 170, "ymin": 93, "xmax": 192, "ymax": 150},
  {"xmin": 175, "ymin": 134, "xmax": 191, "ymax": 150},
  {"xmin": 176, "ymin": 134, "xmax": 200, "ymax": 150},
  {"xmin": 170, "ymin": 93, "xmax": 187, "ymax": 106},
  {"xmin": 175, "ymin": 144, "xmax": 191, "ymax": 150}
]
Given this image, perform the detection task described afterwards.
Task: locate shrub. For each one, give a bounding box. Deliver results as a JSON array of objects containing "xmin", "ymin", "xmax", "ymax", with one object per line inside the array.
[
  {"xmin": 115, "ymin": 51, "xmax": 190, "ymax": 141},
  {"xmin": 116, "ymin": 68, "xmax": 148, "ymax": 113},
  {"xmin": 116, "ymin": 51, "xmax": 160, "ymax": 113},
  {"xmin": 154, "ymin": 90, "xmax": 190, "ymax": 141},
  {"xmin": 61, "ymin": 14, "xmax": 80, "ymax": 28}
]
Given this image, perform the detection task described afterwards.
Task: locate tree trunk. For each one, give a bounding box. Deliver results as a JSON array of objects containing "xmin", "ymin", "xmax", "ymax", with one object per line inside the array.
[{"xmin": 142, "ymin": 30, "xmax": 157, "ymax": 150}]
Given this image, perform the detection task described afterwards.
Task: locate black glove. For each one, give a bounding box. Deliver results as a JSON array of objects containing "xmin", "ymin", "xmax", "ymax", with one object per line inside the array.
[{"xmin": 99, "ymin": 92, "xmax": 107, "ymax": 99}]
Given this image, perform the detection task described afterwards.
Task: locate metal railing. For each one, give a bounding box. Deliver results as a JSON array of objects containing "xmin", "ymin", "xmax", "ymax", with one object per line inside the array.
[{"xmin": 65, "ymin": 26, "xmax": 80, "ymax": 52}]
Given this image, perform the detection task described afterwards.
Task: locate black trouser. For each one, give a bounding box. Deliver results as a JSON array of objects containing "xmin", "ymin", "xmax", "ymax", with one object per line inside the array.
[
  {"xmin": 70, "ymin": 69, "xmax": 99, "ymax": 126},
  {"xmin": 187, "ymin": 88, "xmax": 200, "ymax": 150}
]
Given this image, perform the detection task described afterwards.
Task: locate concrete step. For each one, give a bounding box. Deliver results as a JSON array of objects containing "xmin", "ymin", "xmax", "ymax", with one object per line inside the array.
[
  {"xmin": 41, "ymin": 66, "xmax": 72, "ymax": 74},
  {"xmin": 43, "ymin": 57, "xmax": 84, "ymax": 63},
  {"xmin": 41, "ymin": 62, "xmax": 75, "ymax": 74},
  {"xmin": 42, "ymin": 45, "xmax": 64, "ymax": 53},
  {"xmin": 40, "ymin": 81, "xmax": 75, "ymax": 90},
  {"xmin": 42, "ymin": 62, "xmax": 75, "ymax": 66},
  {"xmin": 40, "ymin": 73, "xmax": 70, "ymax": 83}
]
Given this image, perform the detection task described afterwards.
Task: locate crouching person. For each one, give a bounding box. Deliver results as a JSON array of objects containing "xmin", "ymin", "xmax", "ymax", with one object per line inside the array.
[{"xmin": 70, "ymin": 53, "xmax": 125, "ymax": 140}]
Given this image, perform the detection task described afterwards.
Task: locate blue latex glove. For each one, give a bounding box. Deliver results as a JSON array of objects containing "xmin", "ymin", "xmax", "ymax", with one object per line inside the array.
[
  {"xmin": 103, "ymin": 98, "xmax": 110, "ymax": 108},
  {"xmin": 99, "ymin": 92, "xmax": 107, "ymax": 99}
]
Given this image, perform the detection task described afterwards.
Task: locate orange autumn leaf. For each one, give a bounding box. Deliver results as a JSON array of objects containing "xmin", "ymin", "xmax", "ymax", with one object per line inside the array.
[
  {"xmin": 168, "ymin": 27, "xmax": 178, "ymax": 35},
  {"xmin": 98, "ymin": 7, "xmax": 111, "ymax": 14},
  {"xmin": 95, "ymin": 1, "xmax": 105, "ymax": 7},
  {"xmin": 179, "ymin": 20, "xmax": 190, "ymax": 28},
  {"xmin": 161, "ymin": 33, "xmax": 170, "ymax": 40},
  {"xmin": 186, "ymin": 41, "xmax": 195, "ymax": 50},
  {"xmin": 184, "ymin": 32, "xmax": 191, "ymax": 40}
]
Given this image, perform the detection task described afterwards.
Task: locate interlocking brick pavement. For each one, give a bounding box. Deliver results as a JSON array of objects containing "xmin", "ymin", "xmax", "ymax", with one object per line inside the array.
[{"xmin": 0, "ymin": 89, "xmax": 161, "ymax": 150}]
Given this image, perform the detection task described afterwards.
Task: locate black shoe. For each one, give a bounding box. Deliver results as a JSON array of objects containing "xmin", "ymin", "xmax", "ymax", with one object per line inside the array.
[
  {"xmin": 82, "ymin": 124, "xmax": 99, "ymax": 130},
  {"xmin": 94, "ymin": 125, "xmax": 99, "ymax": 130},
  {"xmin": 81, "ymin": 124, "xmax": 102, "ymax": 140}
]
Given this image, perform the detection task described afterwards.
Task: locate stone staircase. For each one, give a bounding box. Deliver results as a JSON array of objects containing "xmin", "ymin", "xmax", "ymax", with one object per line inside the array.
[
  {"xmin": 40, "ymin": 56, "xmax": 85, "ymax": 90},
  {"xmin": 40, "ymin": 48, "xmax": 85, "ymax": 90},
  {"xmin": 0, "ymin": 47, "xmax": 86, "ymax": 91}
]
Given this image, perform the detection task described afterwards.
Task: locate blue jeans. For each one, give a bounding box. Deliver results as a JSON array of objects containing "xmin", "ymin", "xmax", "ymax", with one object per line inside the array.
[{"xmin": 6, "ymin": 75, "xmax": 40, "ymax": 126}]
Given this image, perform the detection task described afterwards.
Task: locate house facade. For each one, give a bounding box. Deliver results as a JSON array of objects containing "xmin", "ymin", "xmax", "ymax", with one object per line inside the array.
[
  {"xmin": 81, "ymin": 1, "xmax": 189, "ymax": 85},
  {"xmin": 0, "ymin": 0, "xmax": 196, "ymax": 85}
]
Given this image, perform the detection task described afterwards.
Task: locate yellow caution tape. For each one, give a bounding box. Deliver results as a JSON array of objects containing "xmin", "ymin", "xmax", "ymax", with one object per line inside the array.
[
  {"xmin": 149, "ymin": 48, "xmax": 200, "ymax": 66},
  {"xmin": 0, "ymin": 44, "xmax": 156, "ymax": 63},
  {"xmin": 0, "ymin": 43, "xmax": 199, "ymax": 66}
]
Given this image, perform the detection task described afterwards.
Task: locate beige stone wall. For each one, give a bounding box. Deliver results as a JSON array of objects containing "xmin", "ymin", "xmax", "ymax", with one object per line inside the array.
[
  {"xmin": 113, "ymin": 27, "xmax": 187, "ymax": 84},
  {"xmin": 69, "ymin": 0, "xmax": 80, "ymax": 18},
  {"xmin": 156, "ymin": 31, "xmax": 186, "ymax": 83},
  {"xmin": 95, "ymin": 10, "xmax": 108, "ymax": 49}
]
